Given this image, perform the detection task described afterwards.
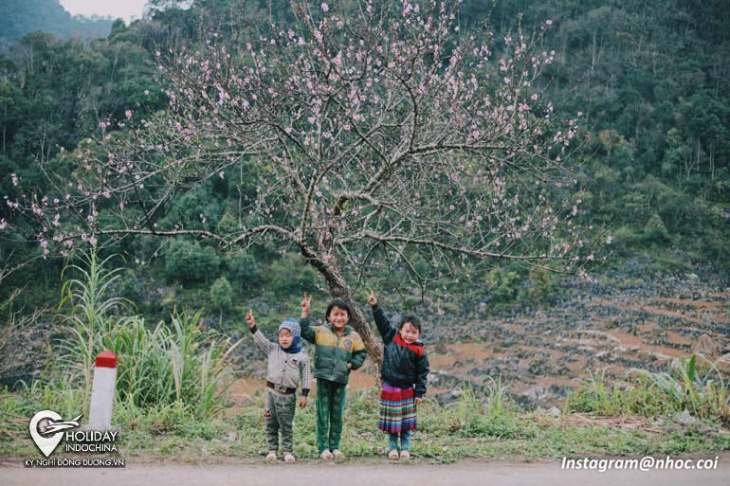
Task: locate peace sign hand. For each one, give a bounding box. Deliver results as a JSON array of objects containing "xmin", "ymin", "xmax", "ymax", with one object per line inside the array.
[
  {"xmin": 367, "ymin": 290, "xmax": 377, "ymax": 307},
  {"xmin": 300, "ymin": 293, "xmax": 312, "ymax": 318}
]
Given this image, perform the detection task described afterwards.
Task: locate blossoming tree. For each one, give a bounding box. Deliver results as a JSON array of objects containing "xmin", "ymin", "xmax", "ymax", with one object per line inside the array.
[{"xmin": 7, "ymin": 0, "xmax": 592, "ymax": 362}]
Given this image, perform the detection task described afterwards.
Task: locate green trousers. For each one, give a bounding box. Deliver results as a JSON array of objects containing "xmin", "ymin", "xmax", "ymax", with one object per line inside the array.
[
  {"xmin": 264, "ymin": 391, "xmax": 297, "ymax": 453},
  {"xmin": 316, "ymin": 379, "xmax": 347, "ymax": 453}
]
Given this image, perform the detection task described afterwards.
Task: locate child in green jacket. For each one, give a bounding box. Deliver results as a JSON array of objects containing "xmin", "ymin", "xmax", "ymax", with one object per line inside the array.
[{"xmin": 299, "ymin": 294, "xmax": 368, "ymax": 460}]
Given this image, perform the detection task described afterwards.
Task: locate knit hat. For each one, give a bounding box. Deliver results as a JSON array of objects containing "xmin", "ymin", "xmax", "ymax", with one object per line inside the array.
[
  {"xmin": 278, "ymin": 318, "xmax": 301, "ymax": 338},
  {"xmin": 278, "ymin": 318, "xmax": 302, "ymax": 353}
]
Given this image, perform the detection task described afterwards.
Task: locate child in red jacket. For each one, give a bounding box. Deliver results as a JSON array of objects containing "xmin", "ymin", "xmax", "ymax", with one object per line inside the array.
[{"xmin": 368, "ymin": 291, "xmax": 429, "ymax": 460}]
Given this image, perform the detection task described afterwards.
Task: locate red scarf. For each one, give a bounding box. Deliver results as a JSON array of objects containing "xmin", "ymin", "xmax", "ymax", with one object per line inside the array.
[{"xmin": 394, "ymin": 333, "xmax": 425, "ymax": 357}]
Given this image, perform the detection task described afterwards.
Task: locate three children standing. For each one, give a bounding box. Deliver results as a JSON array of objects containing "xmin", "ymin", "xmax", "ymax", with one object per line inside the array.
[{"xmin": 246, "ymin": 292, "xmax": 429, "ymax": 462}]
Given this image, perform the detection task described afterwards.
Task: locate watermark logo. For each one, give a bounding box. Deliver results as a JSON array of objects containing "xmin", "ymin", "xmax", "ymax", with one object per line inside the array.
[{"xmin": 29, "ymin": 410, "xmax": 82, "ymax": 457}]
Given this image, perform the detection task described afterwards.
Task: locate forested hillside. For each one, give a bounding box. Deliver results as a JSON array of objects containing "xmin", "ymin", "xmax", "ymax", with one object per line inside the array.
[
  {"xmin": 1, "ymin": 0, "xmax": 728, "ymax": 327},
  {"xmin": 0, "ymin": 0, "xmax": 113, "ymax": 42}
]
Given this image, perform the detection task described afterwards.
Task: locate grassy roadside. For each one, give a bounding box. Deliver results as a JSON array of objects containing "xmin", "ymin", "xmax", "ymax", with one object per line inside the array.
[
  {"xmin": 1, "ymin": 252, "xmax": 728, "ymax": 464},
  {"xmin": 2, "ymin": 385, "xmax": 728, "ymax": 464}
]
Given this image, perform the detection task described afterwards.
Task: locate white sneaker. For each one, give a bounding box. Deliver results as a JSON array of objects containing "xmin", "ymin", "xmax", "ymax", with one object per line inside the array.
[
  {"xmin": 284, "ymin": 453, "xmax": 296, "ymax": 463},
  {"xmin": 265, "ymin": 451, "xmax": 277, "ymax": 462},
  {"xmin": 332, "ymin": 449, "xmax": 345, "ymax": 460},
  {"xmin": 320, "ymin": 450, "xmax": 334, "ymax": 461},
  {"xmin": 388, "ymin": 449, "xmax": 399, "ymax": 460}
]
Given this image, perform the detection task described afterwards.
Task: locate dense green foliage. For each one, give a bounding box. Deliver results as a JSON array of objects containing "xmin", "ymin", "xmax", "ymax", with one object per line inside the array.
[
  {"xmin": 1, "ymin": 0, "xmax": 729, "ymax": 321},
  {"xmin": 0, "ymin": 0, "xmax": 113, "ymax": 42}
]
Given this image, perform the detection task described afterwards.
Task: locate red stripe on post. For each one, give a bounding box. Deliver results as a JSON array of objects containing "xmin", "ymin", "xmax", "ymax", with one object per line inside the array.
[{"xmin": 95, "ymin": 350, "xmax": 118, "ymax": 368}]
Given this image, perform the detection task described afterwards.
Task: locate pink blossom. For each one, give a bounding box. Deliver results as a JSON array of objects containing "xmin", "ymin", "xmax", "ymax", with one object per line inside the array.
[
  {"xmin": 89, "ymin": 236, "xmax": 97, "ymax": 245},
  {"xmin": 0, "ymin": 219, "xmax": 6, "ymax": 230},
  {"xmin": 125, "ymin": 110, "xmax": 133, "ymax": 119},
  {"xmin": 321, "ymin": 3, "xmax": 329, "ymax": 13}
]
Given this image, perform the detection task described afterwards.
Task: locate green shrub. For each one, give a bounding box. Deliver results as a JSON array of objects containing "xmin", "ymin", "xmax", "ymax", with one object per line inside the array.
[
  {"xmin": 486, "ymin": 267, "xmax": 521, "ymax": 304},
  {"xmin": 210, "ymin": 277, "xmax": 233, "ymax": 311},
  {"xmin": 642, "ymin": 213, "xmax": 670, "ymax": 244},
  {"xmin": 164, "ymin": 239, "xmax": 220, "ymax": 284},
  {"xmin": 566, "ymin": 358, "xmax": 730, "ymax": 425},
  {"xmin": 226, "ymin": 251, "xmax": 260, "ymax": 291},
  {"xmin": 269, "ymin": 253, "xmax": 319, "ymax": 296},
  {"xmin": 54, "ymin": 250, "xmax": 238, "ymax": 421}
]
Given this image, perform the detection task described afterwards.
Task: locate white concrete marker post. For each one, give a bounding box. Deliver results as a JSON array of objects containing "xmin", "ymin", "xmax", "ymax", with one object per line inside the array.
[{"xmin": 88, "ymin": 350, "xmax": 117, "ymax": 430}]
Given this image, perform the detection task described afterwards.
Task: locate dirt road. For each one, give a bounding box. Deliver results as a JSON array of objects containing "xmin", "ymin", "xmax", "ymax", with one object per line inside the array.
[{"xmin": 3, "ymin": 455, "xmax": 729, "ymax": 486}]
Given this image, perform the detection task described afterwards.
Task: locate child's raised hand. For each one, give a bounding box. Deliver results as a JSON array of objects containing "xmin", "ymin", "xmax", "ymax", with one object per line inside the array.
[
  {"xmin": 415, "ymin": 397, "xmax": 422, "ymax": 406},
  {"xmin": 245, "ymin": 309, "xmax": 256, "ymax": 329},
  {"xmin": 367, "ymin": 290, "xmax": 377, "ymax": 307},
  {"xmin": 299, "ymin": 396, "xmax": 308, "ymax": 408},
  {"xmin": 300, "ymin": 293, "xmax": 312, "ymax": 318}
]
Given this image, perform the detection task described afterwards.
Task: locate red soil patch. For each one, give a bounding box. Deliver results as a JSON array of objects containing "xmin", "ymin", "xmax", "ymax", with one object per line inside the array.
[
  {"xmin": 227, "ymin": 376, "xmax": 265, "ymax": 403},
  {"xmin": 655, "ymin": 297, "xmax": 719, "ymax": 309},
  {"xmin": 589, "ymin": 299, "xmax": 704, "ymax": 324},
  {"xmin": 664, "ymin": 331, "xmax": 694, "ymax": 346},
  {"xmin": 605, "ymin": 329, "xmax": 689, "ymax": 359},
  {"xmin": 429, "ymin": 341, "xmax": 498, "ymax": 370}
]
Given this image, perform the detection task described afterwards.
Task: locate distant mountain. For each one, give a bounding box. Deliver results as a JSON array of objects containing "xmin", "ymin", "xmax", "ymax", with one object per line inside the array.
[{"xmin": 0, "ymin": 0, "xmax": 113, "ymax": 42}]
